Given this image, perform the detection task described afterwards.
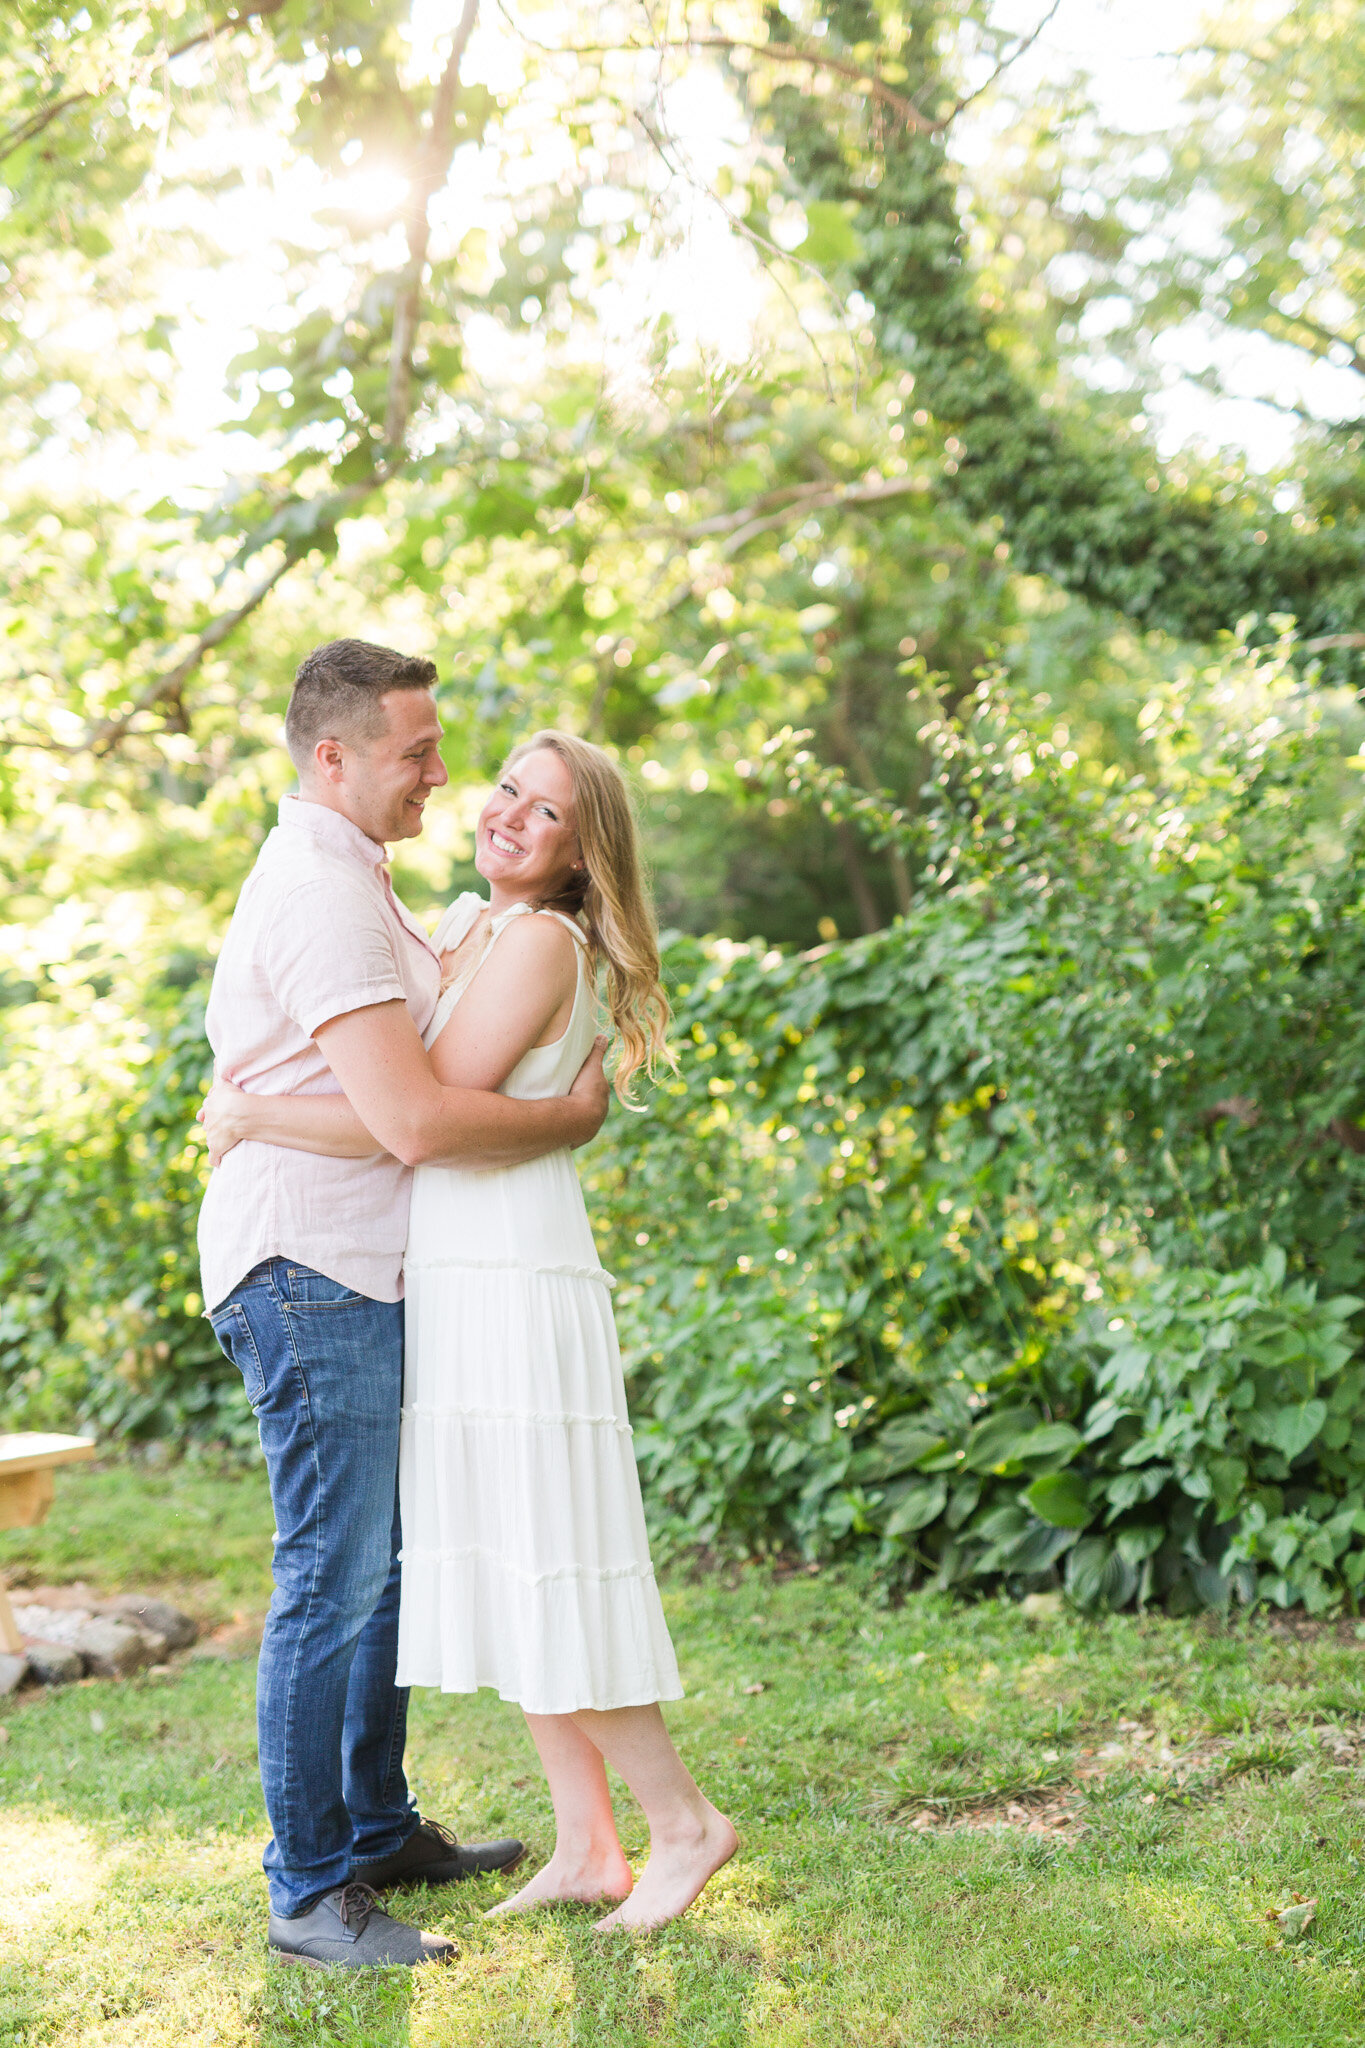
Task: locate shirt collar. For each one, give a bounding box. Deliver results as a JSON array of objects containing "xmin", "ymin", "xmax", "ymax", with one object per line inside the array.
[{"xmin": 279, "ymin": 793, "xmax": 387, "ymax": 870}]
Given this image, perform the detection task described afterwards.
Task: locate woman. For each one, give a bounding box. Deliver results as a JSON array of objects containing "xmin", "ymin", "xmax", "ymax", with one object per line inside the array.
[{"xmin": 203, "ymin": 732, "xmax": 735, "ymax": 1931}]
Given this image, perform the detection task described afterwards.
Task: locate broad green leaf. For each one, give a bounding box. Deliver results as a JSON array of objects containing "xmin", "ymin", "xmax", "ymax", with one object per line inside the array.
[
  {"xmin": 1025, "ymin": 1471, "xmax": 1095, "ymax": 1530},
  {"xmin": 884, "ymin": 1476, "xmax": 948, "ymax": 1537},
  {"xmin": 963, "ymin": 1408, "xmax": 1042, "ymax": 1472},
  {"xmin": 1065, "ymin": 1538, "xmax": 1138, "ymax": 1611},
  {"xmin": 1246, "ymin": 1399, "xmax": 1328, "ymax": 1462},
  {"xmin": 1015, "ymin": 1422, "xmax": 1083, "ymax": 1468},
  {"xmin": 796, "ymin": 200, "xmax": 863, "ymax": 269}
]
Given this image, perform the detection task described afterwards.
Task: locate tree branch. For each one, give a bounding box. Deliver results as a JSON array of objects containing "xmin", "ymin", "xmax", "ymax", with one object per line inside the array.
[
  {"xmin": 83, "ymin": 548, "xmax": 297, "ymax": 755},
  {"xmin": 704, "ymin": 473, "xmax": 923, "ymax": 555},
  {"xmin": 495, "ymin": 13, "xmax": 937, "ymax": 132},
  {"xmin": 1302, "ymin": 632, "xmax": 1365, "ymax": 654},
  {"xmin": 0, "ymin": 2, "xmax": 287, "ymax": 167},
  {"xmin": 1263, "ymin": 307, "xmax": 1365, "ymax": 381},
  {"xmin": 383, "ymin": 0, "xmax": 481, "ymax": 453},
  {"xmin": 931, "ymin": 1, "xmax": 1063, "ymax": 125}
]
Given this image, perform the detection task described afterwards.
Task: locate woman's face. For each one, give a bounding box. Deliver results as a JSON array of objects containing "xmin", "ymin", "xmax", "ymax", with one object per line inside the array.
[{"xmin": 475, "ymin": 747, "xmax": 580, "ymax": 899}]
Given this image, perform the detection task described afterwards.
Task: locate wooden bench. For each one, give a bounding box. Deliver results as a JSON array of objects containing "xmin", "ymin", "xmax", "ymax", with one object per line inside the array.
[{"xmin": 0, "ymin": 1434, "xmax": 96, "ymax": 1655}]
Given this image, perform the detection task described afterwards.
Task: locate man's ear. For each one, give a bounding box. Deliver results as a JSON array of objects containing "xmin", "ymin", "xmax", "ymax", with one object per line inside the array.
[{"xmin": 313, "ymin": 736, "xmax": 347, "ymax": 785}]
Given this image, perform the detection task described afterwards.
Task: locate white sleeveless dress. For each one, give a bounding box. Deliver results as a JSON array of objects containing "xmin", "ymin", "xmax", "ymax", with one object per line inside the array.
[{"xmin": 394, "ymin": 892, "xmax": 682, "ymax": 1714}]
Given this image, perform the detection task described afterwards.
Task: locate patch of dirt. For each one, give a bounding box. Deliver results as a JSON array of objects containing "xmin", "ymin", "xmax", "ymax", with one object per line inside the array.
[
  {"xmin": 189, "ymin": 1610, "xmax": 265, "ymax": 1660},
  {"xmin": 892, "ymin": 1716, "xmax": 1365, "ymax": 1841}
]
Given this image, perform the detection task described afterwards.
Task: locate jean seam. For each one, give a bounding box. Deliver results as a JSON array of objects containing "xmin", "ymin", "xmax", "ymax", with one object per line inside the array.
[{"xmin": 273, "ymin": 1282, "xmax": 326, "ymax": 1889}]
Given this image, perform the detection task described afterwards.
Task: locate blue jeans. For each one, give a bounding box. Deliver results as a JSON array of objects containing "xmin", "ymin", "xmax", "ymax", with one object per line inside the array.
[{"xmin": 209, "ymin": 1259, "xmax": 418, "ymax": 1915}]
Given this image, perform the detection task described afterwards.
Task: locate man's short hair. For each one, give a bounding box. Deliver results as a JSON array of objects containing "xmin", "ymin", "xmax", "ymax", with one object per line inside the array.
[{"xmin": 285, "ymin": 639, "xmax": 438, "ymax": 771}]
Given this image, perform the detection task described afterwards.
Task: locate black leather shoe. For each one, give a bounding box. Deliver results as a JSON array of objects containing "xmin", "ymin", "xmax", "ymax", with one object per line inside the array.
[
  {"xmin": 355, "ymin": 1816, "xmax": 525, "ymax": 1891},
  {"xmin": 268, "ymin": 1882, "xmax": 456, "ymax": 1969}
]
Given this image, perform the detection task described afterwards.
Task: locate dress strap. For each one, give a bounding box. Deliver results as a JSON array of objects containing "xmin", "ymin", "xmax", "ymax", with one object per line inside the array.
[
  {"xmin": 431, "ymin": 891, "xmax": 485, "ymax": 952},
  {"xmin": 487, "ymin": 902, "xmax": 588, "ymax": 949},
  {"xmin": 533, "ymin": 907, "xmax": 590, "ymax": 950}
]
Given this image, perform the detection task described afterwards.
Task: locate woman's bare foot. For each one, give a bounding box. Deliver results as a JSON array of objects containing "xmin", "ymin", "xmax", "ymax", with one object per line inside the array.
[
  {"xmin": 486, "ymin": 1844, "xmax": 635, "ymax": 1917},
  {"xmin": 592, "ymin": 1804, "xmax": 736, "ymax": 1932}
]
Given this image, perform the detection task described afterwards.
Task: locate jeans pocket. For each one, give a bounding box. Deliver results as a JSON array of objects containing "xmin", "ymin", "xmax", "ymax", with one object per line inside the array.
[
  {"xmin": 281, "ymin": 1267, "xmax": 368, "ymax": 1310},
  {"xmin": 209, "ymin": 1302, "xmax": 266, "ymax": 1409}
]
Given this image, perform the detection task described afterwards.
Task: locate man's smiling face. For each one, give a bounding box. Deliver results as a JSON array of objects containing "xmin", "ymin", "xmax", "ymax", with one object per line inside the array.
[{"xmin": 329, "ymin": 688, "xmax": 449, "ymax": 845}]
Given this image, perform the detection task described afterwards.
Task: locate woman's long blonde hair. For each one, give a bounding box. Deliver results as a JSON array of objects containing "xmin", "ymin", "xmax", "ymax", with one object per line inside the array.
[{"xmin": 502, "ymin": 730, "xmax": 673, "ymax": 1104}]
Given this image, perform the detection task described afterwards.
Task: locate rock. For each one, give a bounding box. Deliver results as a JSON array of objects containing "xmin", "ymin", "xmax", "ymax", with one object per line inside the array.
[
  {"xmin": 107, "ymin": 1594, "xmax": 198, "ymax": 1651},
  {"xmin": 17, "ymin": 1583, "xmax": 99, "ymax": 1611},
  {"xmin": 0, "ymin": 1652, "xmax": 27, "ymax": 1695},
  {"xmin": 70, "ymin": 1616, "xmax": 150, "ymax": 1679},
  {"xmin": 10, "ymin": 1604, "xmax": 93, "ymax": 1648},
  {"xmin": 1021, "ymin": 1592, "xmax": 1065, "ymax": 1621},
  {"xmin": 23, "ymin": 1639, "xmax": 83, "ymax": 1686}
]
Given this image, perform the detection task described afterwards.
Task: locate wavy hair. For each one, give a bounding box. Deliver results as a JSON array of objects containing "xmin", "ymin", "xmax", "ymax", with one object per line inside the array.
[{"xmin": 501, "ymin": 730, "xmax": 672, "ymax": 1105}]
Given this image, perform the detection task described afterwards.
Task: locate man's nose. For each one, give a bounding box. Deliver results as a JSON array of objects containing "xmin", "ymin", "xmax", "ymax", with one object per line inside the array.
[{"xmin": 424, "ymin": 752, "xmax": 449, "ymax": 787}]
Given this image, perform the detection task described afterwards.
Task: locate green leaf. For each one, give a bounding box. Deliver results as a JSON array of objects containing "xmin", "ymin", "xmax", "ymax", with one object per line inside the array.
[
  {"xmin": 963, "ymin": 1408, "xmax": 1042, "ymax": 1472},
  {"xmin": 1015, "ymin": 1422, "xmax": 1083, "ymax": 1469},
  {"xmin": 796, "ymin": 200, "xmax": 863, "ymax": 269},
  {"xmin": 1066, "ymin": 1537, "xmax": 1138, "ymax": 1612},
  {"xmin": 1114, "ymin": 1524, "xmax": 1164, "ymax": 1567},
  {"xmin": 1275, "ymin": 1898, "xmax": 1317, "ymax": 1942},
  {"xmin": 1246, "ymin": 1399, "xmax": 1328, "ymax": 1461},
  {"xmin": 855, "ymin": 1417, "xmax": 946, "ymax": 1481},
  {"xmin": 1024, "ymin": 1471, "xmax": 1095, "ymax": 1529},
  {"xmin": 884, "ymin": 1476, "xmax": 948, "ymax": 1537}
]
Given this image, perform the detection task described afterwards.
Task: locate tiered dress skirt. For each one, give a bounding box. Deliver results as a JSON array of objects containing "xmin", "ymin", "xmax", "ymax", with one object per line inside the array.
[{"xmin": 394, "ymin": 1146, "xmax": 682, "ymax": 1714}]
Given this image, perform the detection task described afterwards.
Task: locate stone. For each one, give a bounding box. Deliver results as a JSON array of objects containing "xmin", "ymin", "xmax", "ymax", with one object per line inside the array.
[
  {"xmin": 10, "ymin": 1604, "xmax": 93, "ymax": 1647},
  {"xmin": 1021, "ymin": 1592, "xmax": 1065, "ymax": 1621},
  {"xmin": 23, "ymin": 1639, "xmax": 83, "ymax": 1686},
  {"xmin": 107, "ymin": 1594, "xmax": 198, "ymax": 1651},
  {"xmin": 70, "ymin": 1616, "xmax": 150, "ymax": 1679},
  {"xmin": 0, "ymin": 1653, "xmax": 27, "ymax": 1695},
  {"xmin": 17, "ymin": 1583, "xmax": 99, "ymax": 1611}
]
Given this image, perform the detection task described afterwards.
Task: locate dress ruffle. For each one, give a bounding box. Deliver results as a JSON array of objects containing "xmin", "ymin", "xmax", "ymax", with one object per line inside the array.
[{"xmin": 395, "ymin": 945, "xmax": 682, "ymax": 1713}]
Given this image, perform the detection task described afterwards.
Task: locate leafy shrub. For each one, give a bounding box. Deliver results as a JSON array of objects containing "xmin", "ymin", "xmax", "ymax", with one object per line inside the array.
[
  {"xmin": 6, "ymin": 639, "xmax": 1365, "ymax": 1612},
  {"xmin": 0, "ymin": 979, "xmax": 244, "ymax": 1445}
]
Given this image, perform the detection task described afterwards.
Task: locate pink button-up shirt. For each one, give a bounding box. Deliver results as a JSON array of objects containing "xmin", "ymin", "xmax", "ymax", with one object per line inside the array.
[{"xmin": 197, "ymin": 795, "xmax": 442, "ymax": 1313}]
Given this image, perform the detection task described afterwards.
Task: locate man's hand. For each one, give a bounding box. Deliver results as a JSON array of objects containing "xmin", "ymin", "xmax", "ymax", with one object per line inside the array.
[
  {"xmin": 197, "ymin": 1077, "xmax": 251, "ymax": 1168},
  {"xmin": 565, "ymin": 1036, "xmax": 610, "ymax": 1148}
]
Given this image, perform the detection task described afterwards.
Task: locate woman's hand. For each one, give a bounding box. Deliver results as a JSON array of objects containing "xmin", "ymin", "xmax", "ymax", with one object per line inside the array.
[{"xmin": 197, "ymin": 1077, "xmax": 255, "ymax": 1168}]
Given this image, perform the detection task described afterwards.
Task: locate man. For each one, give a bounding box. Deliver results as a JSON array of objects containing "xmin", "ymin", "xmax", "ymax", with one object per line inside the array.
[{"xmin": 199, "ymin": 639, "xmax": 609, "ymax": 1969}]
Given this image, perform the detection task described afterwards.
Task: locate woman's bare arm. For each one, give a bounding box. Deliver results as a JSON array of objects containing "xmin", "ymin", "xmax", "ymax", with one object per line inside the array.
[
  {"xmin": 427, "ymin": 915, "xmax": 579, "ymax": 1092},
  {"xmin": 201, "ymin": 1084, "xmax": 381, "ymax": 1167}
]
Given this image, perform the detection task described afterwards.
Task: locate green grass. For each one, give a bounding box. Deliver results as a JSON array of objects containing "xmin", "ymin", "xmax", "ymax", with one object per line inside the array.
[{"xmin": 4, "ymin": 1467, "xmax": 1365, "ymax": 2044}]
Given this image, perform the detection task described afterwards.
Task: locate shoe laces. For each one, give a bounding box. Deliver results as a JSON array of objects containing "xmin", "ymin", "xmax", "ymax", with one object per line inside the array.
[
  {"xmin": 336, "ymin": 1881, "xmax": 379, "ymax": 1931},
  {"xmin": 418, "ymin": 1816, "xmax": 460, "ymax": 1851}
]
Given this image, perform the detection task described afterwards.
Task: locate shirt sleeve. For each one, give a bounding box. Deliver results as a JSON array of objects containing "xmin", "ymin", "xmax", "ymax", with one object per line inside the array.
[{"xmin": 263, "ymin": 876, "xmax": 408, "ymax": 1039}]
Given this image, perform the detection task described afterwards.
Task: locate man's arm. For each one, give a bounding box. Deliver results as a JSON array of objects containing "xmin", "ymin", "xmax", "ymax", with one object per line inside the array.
[{"xmin": 313, "ymin": 1000, "xmax": 608, "ymax": 1168}]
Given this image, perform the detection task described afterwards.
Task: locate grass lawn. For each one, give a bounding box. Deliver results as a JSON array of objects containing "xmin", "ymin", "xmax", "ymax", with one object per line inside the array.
[{"xmin": 3, "ymin": 1463, "xmax": 1365, "ymax": 2044}]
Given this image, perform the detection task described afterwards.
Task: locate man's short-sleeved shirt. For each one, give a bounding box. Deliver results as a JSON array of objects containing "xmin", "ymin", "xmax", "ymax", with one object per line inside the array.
[{"xmin": 197, "ymin": 794, "xmax": 442, "ymax": 1313}]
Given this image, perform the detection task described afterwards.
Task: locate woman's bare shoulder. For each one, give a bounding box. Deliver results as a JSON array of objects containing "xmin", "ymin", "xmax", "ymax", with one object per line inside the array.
[{"xmin": 481, "ymin": 909, "xmax": 580, "ymax": 988}]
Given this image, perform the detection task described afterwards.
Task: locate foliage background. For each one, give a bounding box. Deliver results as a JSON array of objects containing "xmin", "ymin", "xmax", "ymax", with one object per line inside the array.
[{"xmin": 6, "ymin": 0, "xmax": 1365, "ymax": 1614}]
